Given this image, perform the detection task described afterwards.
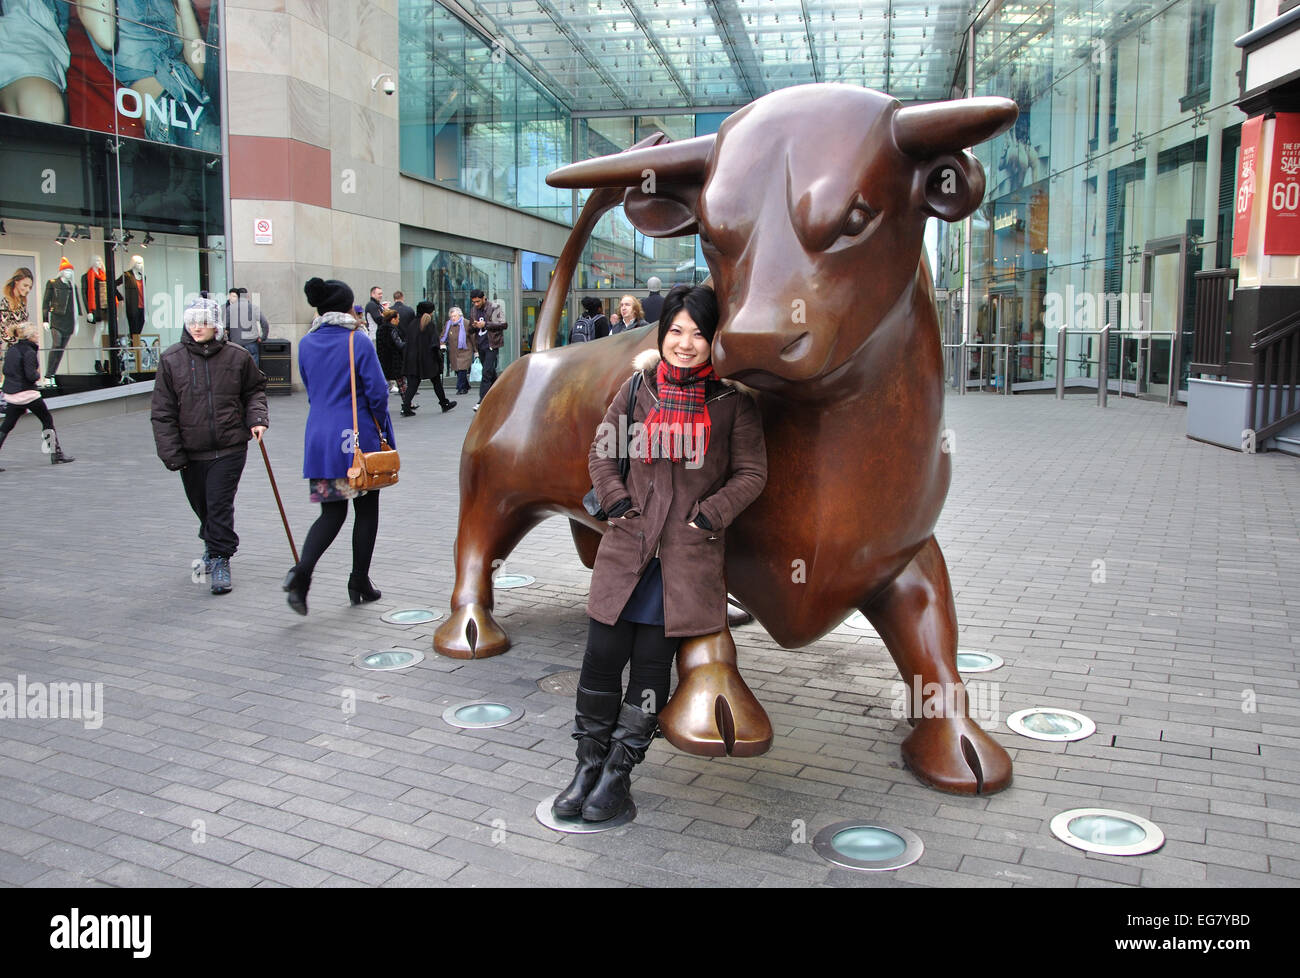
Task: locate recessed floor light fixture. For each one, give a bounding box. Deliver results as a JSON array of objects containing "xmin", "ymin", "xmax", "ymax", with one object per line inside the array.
[
  {"xmin": 443, "ymin": 701, "xmax": 523, "ymax": 729},
  {"xmin": 493, "ymin": 573, "xmax": 536, "ymax": 589},
  {"xmin": 956, "ymin": 650, "xmax": 1004, "ymax": 673},
  {"xmin": 812, "ymin": 820, "xmax": 923, "ymax": 871},
  {"xmin": 1050, "ymin": 808, "xmax": 1165, "ymax": 856},
  {"xmin": 534, "ymin": 794, "xmax": 637, "ymax": 833},
  {"xmin": 355, "ymin": 648, "xmax": 424, "ymax": 671},
  {"xmin": 1007, "ymin": 707, "xmax": 1096, "ymax": 742},
  {"xmin": 380, "ymin": 608, "xmax": 442, "ymax": 625},
  {"xmin": 843, "ymin": 611, "xmax": 874, "ymax": 631}
]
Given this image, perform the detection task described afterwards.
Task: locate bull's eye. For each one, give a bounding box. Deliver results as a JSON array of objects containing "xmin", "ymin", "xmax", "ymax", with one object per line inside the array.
[{"xmin": 842, "ymin": 203, "xmax": 877, "ymax": 238}]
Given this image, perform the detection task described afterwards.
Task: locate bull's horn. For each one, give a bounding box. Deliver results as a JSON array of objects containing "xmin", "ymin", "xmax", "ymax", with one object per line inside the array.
[
  {"xmin": 893, "ymin": 96, "xmax": 1018, "ymax": 157},
  {"xmin": 546, "ymin": 133, "xmax": 716, "ymax": 188}
]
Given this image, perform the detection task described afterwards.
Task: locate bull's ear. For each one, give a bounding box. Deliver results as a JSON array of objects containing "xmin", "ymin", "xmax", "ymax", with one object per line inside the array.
[
  {"xmin": 914, "ymin": 151, "xmax": 986, "ymax": 222},
  {"xmin": 623, "ymin": 185, "xmax": 700, "ymax": 237}
]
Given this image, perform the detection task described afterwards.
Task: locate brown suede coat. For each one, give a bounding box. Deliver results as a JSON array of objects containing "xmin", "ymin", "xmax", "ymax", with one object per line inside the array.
[{"xmin": 587, "ymin": 351, "xmax": 768, "ymax": 637}]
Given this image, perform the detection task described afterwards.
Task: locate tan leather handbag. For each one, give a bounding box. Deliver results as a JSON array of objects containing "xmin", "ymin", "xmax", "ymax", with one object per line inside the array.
[{"xmin": 347, "ymin": 330, "xmax": 400, "ymax": 490}]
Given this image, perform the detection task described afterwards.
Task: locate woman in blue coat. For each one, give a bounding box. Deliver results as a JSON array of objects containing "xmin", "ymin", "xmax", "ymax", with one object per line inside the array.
[{"xmin": 283, "ymin": 278, "xmax": 396, "ymax": 614}]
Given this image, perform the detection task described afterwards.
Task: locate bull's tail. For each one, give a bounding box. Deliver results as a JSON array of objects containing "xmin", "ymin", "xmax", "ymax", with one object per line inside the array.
[{"xmin": 533, "ymin": 133, "xmax": 670, "ymax": 353}]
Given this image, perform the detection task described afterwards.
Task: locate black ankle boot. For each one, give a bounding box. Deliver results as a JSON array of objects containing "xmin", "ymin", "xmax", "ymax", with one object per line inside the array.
[
  {"xmin": 283, "ymin": 566, "xmax": 310, "ymax": 615},
  {"xmin": 552, "ymin": 687, "xmax": 622, "ymax": 819},
  {"xmin": 581, "ymin": 702, "xmax": 659, "ymax": 822},
  {"xmin": 347, "ymin": 574, "xmax": 381, "ymax": 605}
]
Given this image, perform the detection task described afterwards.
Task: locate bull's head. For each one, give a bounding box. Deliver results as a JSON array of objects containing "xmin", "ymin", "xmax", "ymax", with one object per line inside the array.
[{"xmin": 548, "ymin": 85, "xmax": 1016, "ymax": 389}]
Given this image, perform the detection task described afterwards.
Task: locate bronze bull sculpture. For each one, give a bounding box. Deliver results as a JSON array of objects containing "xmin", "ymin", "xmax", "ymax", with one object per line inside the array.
[{"xmin": 433, "ymin": 84, "xmax": 1018, "ymax": 795}]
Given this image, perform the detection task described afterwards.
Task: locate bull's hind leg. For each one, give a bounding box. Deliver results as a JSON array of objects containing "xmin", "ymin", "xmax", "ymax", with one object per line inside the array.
[
  {"xmin": 862, "ymin": 536, "xmax": 1012, "ymax": 795},
  {"xmin": 432, "ymin": 503, "xmax": 545, "ymax": 660},
  {"xmin": 657, "ymin": 628, "xmax": 773, "ymax": 758},
  {"xmin": 569, "ymin": 519, "xmax": 601, "ymax": 569}
]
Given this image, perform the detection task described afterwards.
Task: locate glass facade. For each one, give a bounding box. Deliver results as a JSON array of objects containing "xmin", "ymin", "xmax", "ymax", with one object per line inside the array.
[
  {"xmin": 0, "ymin": 0, "xmax": 225, "ymax": 395},
  {"xmin": 399, "ymin": 0, "xmax": 572, "ymax": 223},
  {"xmin": 937, "ymin": 0, "xmax": 1250, "ymax": 400}
]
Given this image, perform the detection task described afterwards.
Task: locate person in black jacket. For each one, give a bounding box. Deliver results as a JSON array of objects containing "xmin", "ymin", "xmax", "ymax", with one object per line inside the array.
[
  {"xmin": 150, "ymin": 297, "xmax": 269, "ymax": 595},
  {"xmin": 0, "ymin": 321, "xmax": 75, "ymax": 471},
  {"xmin": 401, "ymin": 301, "xmax": 456, "ymax": 416}
]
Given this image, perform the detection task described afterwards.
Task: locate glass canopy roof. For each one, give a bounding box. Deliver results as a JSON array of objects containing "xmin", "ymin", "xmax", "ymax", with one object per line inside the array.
[{"xmin": 439, "ymin": 0, "xmax": 984, "ymax": 111}]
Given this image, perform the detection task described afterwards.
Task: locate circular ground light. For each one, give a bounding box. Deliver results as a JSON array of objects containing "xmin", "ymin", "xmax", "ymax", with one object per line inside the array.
[
  {"xmin": 843, "ymin": 611, "xmax": 875, "ymax": 631},
  {"xmin": 355, "ymin": 648, "xmax": 425, "ymax": 671},
  {"xmin": 493, "ymin": 574, "xmax": 536, "ymax": 589},
  {"xmin": 380, "ymin": 608, "xmax": 442, "ymax": 625},
  {"xmin": 1050, "ymin": 808, "xmax": 1165, "ymax": 856},
  {"xmin": 812, "ymin": 821, "xmax": 923, "ymax": 871},
  {"xmin": 956, "ymin": 650, "xmax": 1004, "ymax": 673},
  {"xmin": 442, "ymin": 701, "xmax": 524, "ymax": 729},
  {"xmin": 535, "ymin": 794, "xmax": 637, "ymax": 833},
  {"xmin": 1007, "ymin": 707, "xmax": 1096, "ymax": 742}
]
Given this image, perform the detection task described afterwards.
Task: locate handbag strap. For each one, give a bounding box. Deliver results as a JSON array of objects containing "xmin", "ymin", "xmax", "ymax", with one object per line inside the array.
[
  {"xmin": 616, "ymin": 371, "xmax": 642, "ymax": 480},
  {"xmin": 348, "ymin": 330, "xmax": 387, "ymax": 447}
]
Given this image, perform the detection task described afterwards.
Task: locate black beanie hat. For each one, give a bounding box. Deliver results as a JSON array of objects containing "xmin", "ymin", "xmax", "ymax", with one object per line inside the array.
[{"xmin": 304, "ymin": 277, "xmax": 354, "ymax": 315}]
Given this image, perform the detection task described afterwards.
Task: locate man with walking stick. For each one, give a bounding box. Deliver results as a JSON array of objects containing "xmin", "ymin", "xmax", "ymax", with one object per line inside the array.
[{"xmin": 151, "ymin": 296, "xmax": 269, "ymax": 595}]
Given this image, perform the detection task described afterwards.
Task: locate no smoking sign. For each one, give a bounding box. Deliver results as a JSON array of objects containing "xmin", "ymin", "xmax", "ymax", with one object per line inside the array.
[{"xmin": 254, "ymin": 218, "xmax": 273, "ymax": 245}]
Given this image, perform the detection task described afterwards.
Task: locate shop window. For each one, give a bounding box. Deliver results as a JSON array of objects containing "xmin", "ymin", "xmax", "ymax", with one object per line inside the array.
[{"xmin": 1180, "ymin": 3, "xmax": 1214, "ymax": 112}]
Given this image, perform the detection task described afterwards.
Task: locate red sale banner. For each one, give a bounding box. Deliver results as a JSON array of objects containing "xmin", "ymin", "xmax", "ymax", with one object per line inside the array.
[
  {"xmin": 1233, "ymin": 116, "xmax": 1263, "ymax": 257},
  {"xmin": 1264, "ymin": 113, "xmax": 1300, "ymax": 255}
]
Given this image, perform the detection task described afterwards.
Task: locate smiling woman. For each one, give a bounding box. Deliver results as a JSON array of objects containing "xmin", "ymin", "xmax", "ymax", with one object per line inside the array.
[{"xmin": 551, "ymin": 283, "xmax": 769, "ymax": 823}]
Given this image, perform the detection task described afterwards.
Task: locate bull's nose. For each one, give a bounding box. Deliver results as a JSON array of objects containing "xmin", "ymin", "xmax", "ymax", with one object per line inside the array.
[{"xmin": 780, "ymin": 332, "xmax": 812, "ymax": 362}]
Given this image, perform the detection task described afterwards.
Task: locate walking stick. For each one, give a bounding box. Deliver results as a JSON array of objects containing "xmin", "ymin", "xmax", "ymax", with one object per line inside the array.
[{"xmin": 258, "ymin": 438, "xmax": 299, "ymax": 564}]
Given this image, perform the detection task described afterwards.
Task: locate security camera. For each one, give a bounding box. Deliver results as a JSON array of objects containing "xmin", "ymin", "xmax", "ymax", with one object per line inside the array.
[
  {"xmin": 371, "ymin": 73, "xmax": 395, "ymax": 96},
  {"xmin": 382, "ymin": 78, "xmax": 395, "ymax": 95}
]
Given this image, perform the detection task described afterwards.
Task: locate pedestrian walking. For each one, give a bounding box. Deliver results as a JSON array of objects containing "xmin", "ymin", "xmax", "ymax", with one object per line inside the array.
[
  {"xmin": 442, "ymin": 306, "xmax": 473, "ymax": 395},
  {"xmin": 282, "ymin": 278, "xmax": 394, "ymax": 615},
  {"xmin": 224, "ymin": 287, "xmax": 270, "ymax": 367},
  {"xmin": 0, "ymin": 320, "xmax": 75, "ymax": 471},
  {"xmin": 405, "ymin": 300, "xmax": 456, "ymax": 414},
  {"xmin": 150, "ymin": 297, "xmax": 268, "ymax": 594},
  {"xmin": 376, "ymin": 307, "xmax": 405, "ymax": 396},
  {"xmin": 469, "ymin": 288, "xmax": 506, "ymax": 410},
  {"xmin": 641, "ymin": 276, "xmax": 664, "ymax": 326},
  {"xmin": 615, "ymin": 294, "xmax": 648, "ymax": 334},
  {"xmin": 553, "ymin": 284, "xmax": 768, "ymax": 822}
]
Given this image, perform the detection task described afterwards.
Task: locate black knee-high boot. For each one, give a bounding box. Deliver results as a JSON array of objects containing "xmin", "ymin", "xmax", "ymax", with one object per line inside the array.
[
  {"xmin": 45, "ymin": 428, "xmax": 75, "ymax": 464},
  {"xmin": 581, "ymin": 702, "xmax": 659, "ymax": 821},
  {"xmin": 552, "ymin": 687, "xmax": 622, "ymax": 818}
]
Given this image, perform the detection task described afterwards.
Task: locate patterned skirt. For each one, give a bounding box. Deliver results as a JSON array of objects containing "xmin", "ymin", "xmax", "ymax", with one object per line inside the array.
[{"xmin": 309, "ymin": 478, "xmax": 371, "ymax": 503}]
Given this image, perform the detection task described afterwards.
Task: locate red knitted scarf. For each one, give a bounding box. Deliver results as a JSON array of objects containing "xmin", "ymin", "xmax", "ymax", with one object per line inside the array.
[{"xmin": 642, "ymin": 359, "xmax": 717, "ymax": 463}]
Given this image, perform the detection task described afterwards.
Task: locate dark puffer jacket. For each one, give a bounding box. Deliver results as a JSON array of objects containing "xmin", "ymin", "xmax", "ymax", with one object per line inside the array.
[
  {"xmin": 1, "ymin": 339, "xmax": 41, "ymax": 395},
  {"xmin": 151, "ymin": 332, "xmax": 269, "ymax": 470}
]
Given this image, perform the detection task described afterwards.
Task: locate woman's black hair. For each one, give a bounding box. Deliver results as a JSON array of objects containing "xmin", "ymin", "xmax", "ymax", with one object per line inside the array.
[
  {"xmin": 657, "ymin": 284, "xmax": 719, "ymax": 350},
  {"xmin": 580, "ymin": 295, "xmax": 603, "ymax": 315}
]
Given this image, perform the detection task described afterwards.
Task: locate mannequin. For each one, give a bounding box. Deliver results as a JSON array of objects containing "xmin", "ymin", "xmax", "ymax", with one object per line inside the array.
[
  {"xmin": 82, "ymin": 255, "xmax": 109, "ymax": 323},
  {"xmin": 42, "ymin": 257, "xmax": 81, "ymax": 380},
  {"xmin": 116, "ymin": 254, "xmax": 146, "ymax": 341}
]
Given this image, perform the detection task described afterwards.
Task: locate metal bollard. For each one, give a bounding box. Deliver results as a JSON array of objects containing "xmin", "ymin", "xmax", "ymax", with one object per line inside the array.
[
  {"xmin": 1056, "ymin": 330, "xmax": 1067, "ymax": 399},
  {"xmin": 1097, "ymin": 326, "xmax": 1109, "ymax": 408}
]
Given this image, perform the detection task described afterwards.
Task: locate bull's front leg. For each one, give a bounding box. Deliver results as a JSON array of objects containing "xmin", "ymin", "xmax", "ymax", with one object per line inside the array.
[
  {"xmin": 432, "ymin": 501, "xmax": 543, "ymax": 660},
  {"xmin": 862, "ymin": 536, "xmax": 1012, "ymax": 795},
  {"xmin": 657, "ymin": 627, "xmax": 773, "ymax": 757}
]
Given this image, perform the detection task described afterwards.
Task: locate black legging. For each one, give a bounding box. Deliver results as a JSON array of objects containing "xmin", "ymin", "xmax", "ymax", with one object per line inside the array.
[
  {"xmin": 0, "ymin": 398, "xmax": 55, "ymax": 436},
  {"xmin": 294, "ymin": 491, "xmax": 379, "ymax": 580},
  {"xmin": 579, "ymin": 617, "xmax": 680, "ymax": 715}
]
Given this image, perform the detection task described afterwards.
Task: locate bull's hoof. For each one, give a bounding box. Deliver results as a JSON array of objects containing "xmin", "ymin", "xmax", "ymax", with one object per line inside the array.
[
  {"xmin": 432, "ymin": 604, "xmax": 509, "ymax": 659},
  {"xmin": 900, "ymin": 716, "xmax": 1012, "ymax": 795},
  {"xmin": 658, "ymin": 661, "xmax": 773, "ymax": 758}
]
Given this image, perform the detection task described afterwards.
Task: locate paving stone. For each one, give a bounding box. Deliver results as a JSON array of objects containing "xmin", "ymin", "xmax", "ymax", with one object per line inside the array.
[{"xmin": 4, "ymin": 392, "xmax": 1298, "ymax": 888}]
